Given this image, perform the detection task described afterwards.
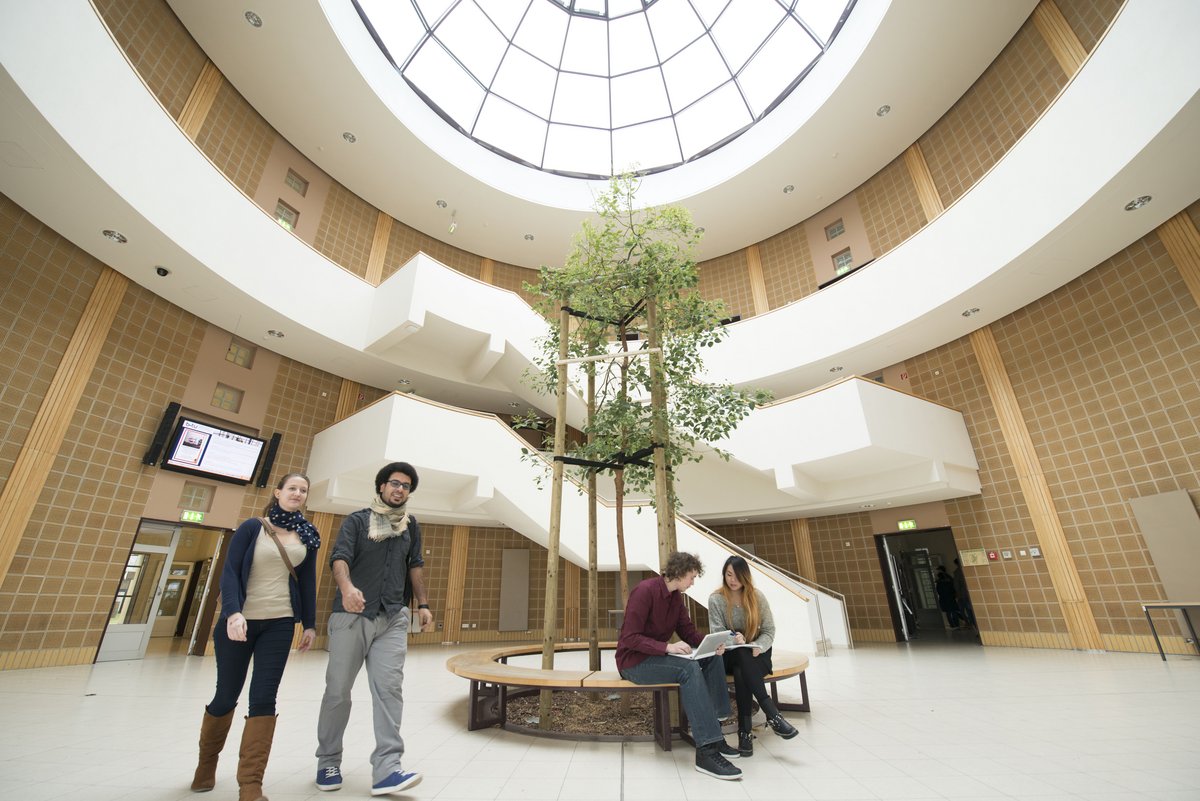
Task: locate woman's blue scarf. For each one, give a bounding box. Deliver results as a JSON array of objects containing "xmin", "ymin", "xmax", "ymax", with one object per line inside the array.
[{"xmin": 266, "ymin": 502, "xmax": 321, "ymax": 550}]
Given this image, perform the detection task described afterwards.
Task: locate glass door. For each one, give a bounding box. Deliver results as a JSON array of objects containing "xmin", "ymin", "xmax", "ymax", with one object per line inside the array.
[{"xmin": 96, "ymin": 521, "xmax": 180, "ymax": 662}]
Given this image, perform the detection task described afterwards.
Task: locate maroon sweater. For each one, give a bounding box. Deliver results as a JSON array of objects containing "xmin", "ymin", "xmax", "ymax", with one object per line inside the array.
[{"xmin": 615, "ymin": 576, "xmax": 704, "ymax": 672}]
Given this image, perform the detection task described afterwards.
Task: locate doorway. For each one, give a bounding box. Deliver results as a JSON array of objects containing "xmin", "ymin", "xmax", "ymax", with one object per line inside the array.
[
  {"xmin": 96, "ymin": 520, "xmax": 180, "ymax": 662},
  {"xmin": 876, "ymin": 527, "xmax": 978, "ymax": 643}
]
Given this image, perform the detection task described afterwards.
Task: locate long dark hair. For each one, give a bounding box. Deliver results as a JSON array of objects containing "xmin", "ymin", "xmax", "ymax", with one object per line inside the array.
[{"xmin": 716, "ymin": 555, "xmax": 762, "ymax": 641}]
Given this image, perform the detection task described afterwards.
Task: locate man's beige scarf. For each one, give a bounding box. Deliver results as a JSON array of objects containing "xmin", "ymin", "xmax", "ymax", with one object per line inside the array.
[{"xmin": 368, "ymin": 497, "xmax": 410, "ymax": 542}]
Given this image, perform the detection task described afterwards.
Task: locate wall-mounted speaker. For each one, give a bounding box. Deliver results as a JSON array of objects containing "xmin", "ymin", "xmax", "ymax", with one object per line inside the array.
[
  {"xmin": 255, "ymin": 432, "xmax": 283, "ymax": 488},
  {"xmin": 142, "ymin": 402, "xmax": 181, "ymax": 466}
]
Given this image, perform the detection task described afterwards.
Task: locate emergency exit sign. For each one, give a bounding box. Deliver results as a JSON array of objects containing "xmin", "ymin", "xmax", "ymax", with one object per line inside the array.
[
  {"xmin": 180, "ymin": 510, "xmax": 204, "ymax": 523},
  {"xmin": 897, "ymin": 519, "xmax": 917, "ymax": 530}
]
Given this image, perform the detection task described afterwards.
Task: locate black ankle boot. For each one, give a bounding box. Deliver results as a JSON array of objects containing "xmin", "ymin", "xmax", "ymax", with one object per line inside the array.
[
  {"xmin": 767, "ymin": 713, "xmax": 798, "ymax": 740},
  {"xmin": 737, "ymin": 715, "xmax": 754, "ymax": 756}
]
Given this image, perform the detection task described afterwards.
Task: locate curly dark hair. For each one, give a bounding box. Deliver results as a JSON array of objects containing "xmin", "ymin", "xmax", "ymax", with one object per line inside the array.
[
  {"xmin": 661, "ymin": 551, "xmax": 704, "ymax": 580},
  {"xmin": 375, "ymin": 462, "xmax": 419, "ymax": 494}
]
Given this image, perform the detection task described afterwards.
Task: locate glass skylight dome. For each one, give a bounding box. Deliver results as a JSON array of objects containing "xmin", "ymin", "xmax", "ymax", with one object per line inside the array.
[{"xmin": 355, "ymin": 0, "xmax": 856, "ymax": 179}]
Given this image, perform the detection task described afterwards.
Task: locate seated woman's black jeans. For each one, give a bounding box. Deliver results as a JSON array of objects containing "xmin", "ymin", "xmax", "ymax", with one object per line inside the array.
[{"xmin": 723, "ymin": 645, "xmax": 778, "ymax": 720}]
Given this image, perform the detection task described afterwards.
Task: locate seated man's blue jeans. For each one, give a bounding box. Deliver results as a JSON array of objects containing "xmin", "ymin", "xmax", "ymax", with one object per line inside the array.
[{"xmin": 621, "ymin": 653, "xmax": 731, "ymax": 748}]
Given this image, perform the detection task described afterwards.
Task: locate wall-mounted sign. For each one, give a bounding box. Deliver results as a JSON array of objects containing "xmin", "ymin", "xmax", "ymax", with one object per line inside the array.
[
  {"xmin": 960, "ymin": 549, "xmax": 988, "ymax": 566},
  {"xmin": 180, "ymin": 510, "xmax": 204, "ymax": 523},
  {"xmin": 987, "ymin": 550, "xmax": 1000, "ymax": 561},
  {"xmin": 897, "ymin": 519, "xmax": 917, "ymax": 530}
]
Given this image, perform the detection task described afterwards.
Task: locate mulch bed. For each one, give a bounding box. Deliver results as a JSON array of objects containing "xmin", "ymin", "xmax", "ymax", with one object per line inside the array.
[{"xmin": 504, "ymin": 691, "xmax": 657, "ymax": 737}]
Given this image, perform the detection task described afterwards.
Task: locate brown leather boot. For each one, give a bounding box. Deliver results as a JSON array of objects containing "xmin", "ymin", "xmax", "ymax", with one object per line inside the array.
[
  {"xmin": 191, "ymin": 709, "xmax": 235, "ymax": 792},
  {"xmin": 236, "ymin": 715, "xmax": 277, "ymax": 801}
]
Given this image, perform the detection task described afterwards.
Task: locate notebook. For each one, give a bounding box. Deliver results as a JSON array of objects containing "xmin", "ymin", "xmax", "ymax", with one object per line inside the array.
[{"xmin": 668, "ymin": 629, "xmax": 733, "ymax": 660}]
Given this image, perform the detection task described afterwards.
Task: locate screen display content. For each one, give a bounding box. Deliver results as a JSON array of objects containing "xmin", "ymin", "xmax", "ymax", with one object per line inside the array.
[{"xmin": 161, "ymin": 417, "xmax": 266, "ymax": 484}]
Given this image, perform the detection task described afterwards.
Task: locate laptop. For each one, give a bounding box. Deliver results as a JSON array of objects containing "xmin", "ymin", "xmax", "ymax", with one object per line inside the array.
[{"xmin": 669, "ymin": 630, "xmax": 733, "ymax": 660}]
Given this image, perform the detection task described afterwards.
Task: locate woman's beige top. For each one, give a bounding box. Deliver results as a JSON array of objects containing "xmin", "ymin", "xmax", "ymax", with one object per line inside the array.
[{"xmin": 241, "ymin": 528, "xmax": 306, "ymax": 621}]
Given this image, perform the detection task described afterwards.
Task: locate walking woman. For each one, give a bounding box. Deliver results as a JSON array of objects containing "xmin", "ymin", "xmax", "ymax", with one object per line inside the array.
[
  {"xmin": 708, "ymin": 555, "xmax": 798, "ymax": 756},
  {"xmin": 191, "ymin": 472, "xmax": 320, "ymax": 801}
]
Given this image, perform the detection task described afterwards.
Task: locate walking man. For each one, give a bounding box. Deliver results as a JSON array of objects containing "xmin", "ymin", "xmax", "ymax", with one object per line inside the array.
[{"xmin": 315, "ymin": 462, "xmax": 434, "ymax": 796}]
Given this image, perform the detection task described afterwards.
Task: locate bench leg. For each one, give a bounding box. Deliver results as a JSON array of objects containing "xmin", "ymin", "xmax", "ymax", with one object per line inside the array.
[
  {"xmin": 466, "ymin": 679, "xmax": 504, "ymax": 730},
  {"xmin": 774, "ymin": 672, "xmax": 810, "ymax": 713}
]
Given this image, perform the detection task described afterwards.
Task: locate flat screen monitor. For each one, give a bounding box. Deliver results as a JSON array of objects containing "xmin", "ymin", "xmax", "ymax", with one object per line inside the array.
[{"xmin": 160, "ymin": 416, "xmax": 266, "ymax": 485}]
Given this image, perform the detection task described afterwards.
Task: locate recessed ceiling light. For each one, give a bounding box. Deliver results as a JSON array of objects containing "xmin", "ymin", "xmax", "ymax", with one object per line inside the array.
[
  {"xmin": 829, "ymin": 366, "xmax": 843, "ymax": 373},
  {"xmin": 102, "ymin": 229, "xmax": 127, "ymax": 243},
  {"xmin": 508, "ymin": 402, "xmax": 520, "ymax": 408},
  {"xmin": 396, "ymin": 378, "xmax": 411, "ymax": 385},
  {"xmin": 244, "ymin": 11, "xmax": 262, "ymax": 28},
  {"xmin": 876, "ymin": 104, "xmax": 891, "ymax": 117},
  {"xmin": 736, "ymin": 517, "xmax": 749, "ymax": 523},
  {"xmin": 436, "ymin": 199, "xmax": 447, "ymax": 208},
  {"xmin": 266, "ymin": 329, "xmax": 284, "ymax": 338},
  {"xmin": 342, "ymin": 132, "xmax": 357, "ymax": 143},
  {"xmin": 448, "ymin": 220, "xmax": 458, "ymax": 234},
  {"xmin": 696, "ymin": 227, "xmax": 705, "ymax": 234},
  {"xmin": 1124, "ymin": 195, "xmax": 1152, "ymax": 211},
  {"xmin": 861, "ymin": 503, "xmax": 875, "ymax": 509},
  {"xmin": 961, "ymin": 307, "xmax": 980, "ymax": 317},
  {"xmin": 524, "ymin": 233, "xmax": 534, "ymax": 241},
  {"xmin": 782, "ymin": 184, "xmax": 794, "ymax": 194}
]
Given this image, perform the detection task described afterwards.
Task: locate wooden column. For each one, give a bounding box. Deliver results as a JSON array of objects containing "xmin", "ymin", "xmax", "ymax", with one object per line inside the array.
[
  {"xmin": 365, "ymin": 212, "xmax": 393, "ymax": 286},
  {"xmin": 745, "ymin": 244, "xmax": 769, "ymax": 316},
  {"xmin": 969, "ymin": 326, "xmax": 1103, "ymax": 651},
  {"xmin": 178, "ymin": 60, "xmax": 223, "ymax": 139},
  {"xmin": 1157, "ymin": 212, "xmax": 1200, "ymax": 309},
  {"xmin": 563, "ymin": 560, "xmax": 581, "ymax": 640},
  {"xmin": 790, "ymin": 518, "xmax": 817, "ymax": 580},
  {"xmin": 903, "ymin": 143, "xmax": 944, "ymax": 223},
  {"xmin": 443, "ymin": 525, "xmax": 470, "ymax": 641},
  {"xmin": 0, "ymin": 268, "xmax": 128, "ymax": 585},
  {"xmin": 479, "ymin": 258, "xmax": 495, "ymax": 284},
  {"xmin": 1032, "ymin": 0, "xmax": 1087, "ymax": 76}
]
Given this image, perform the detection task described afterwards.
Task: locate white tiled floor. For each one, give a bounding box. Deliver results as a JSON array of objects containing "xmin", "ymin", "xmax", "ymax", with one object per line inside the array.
[{"xmin": 1, "ymin": 637, "xmax": 1197, "ymax": 801}]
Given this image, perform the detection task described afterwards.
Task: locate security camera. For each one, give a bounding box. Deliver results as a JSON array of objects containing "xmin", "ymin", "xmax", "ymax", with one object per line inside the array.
[{"xmin": 155, "ymin": 266, "xmax": 170, "ymax": 277}]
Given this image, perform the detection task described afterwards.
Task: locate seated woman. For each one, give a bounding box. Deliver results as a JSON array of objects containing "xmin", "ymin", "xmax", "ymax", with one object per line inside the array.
[{"xmin": 708, "ymin": 555, "xmax": 798, "ymax": 756}]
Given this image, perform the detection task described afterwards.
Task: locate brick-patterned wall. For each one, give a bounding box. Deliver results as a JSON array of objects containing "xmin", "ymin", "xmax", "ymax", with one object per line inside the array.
[
  {"xmin": 709, "ymin": 520, "xmax": 799, "ymax": 576},
  {"xmin": 193, "ymin": 83, "xmax": 274, "ymax": 199},
  {"xmin": 490, "ymin": 262, "xmax": 540, "ymax": 307},
  {"xmin": 696, "ymin": 249, "xmax": 753, "ymax": 320},
  {"xmin": 93, "ymin": 0, "xmax": 208, "ymax": 120},
  {"xmin": 918, "ymin": 18, "xmax": 1068, "ymax": 208},
  {"xmin": 384, "ymin": 219, "xmax": 482, "ymax": 281},
  {"xmin": 758, "ymin": 223, "xmax": 816, "ymax": 310},
  {"xmin": 313, "ymin": 183, "xmax": 376, "ymax": 280},
  {"xmin": 857, "ymin": 154, "xmax": 928, "ymax": 257},
  {"xmin": 809, "ymin": 514, "xmax": 893, "ymax": 639},
  {"xmin": 1054, "ymin": 0, "xmax": 1124, "ymax": 53}
]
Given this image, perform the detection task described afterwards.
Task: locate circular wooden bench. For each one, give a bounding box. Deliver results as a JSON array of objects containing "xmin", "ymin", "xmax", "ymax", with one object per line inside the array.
[{"xmin": 446, "ymin": 641, "xmax": 810, "ymax": 751}]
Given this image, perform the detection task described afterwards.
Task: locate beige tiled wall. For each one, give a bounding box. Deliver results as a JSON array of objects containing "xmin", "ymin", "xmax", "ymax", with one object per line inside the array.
[
  {"xmin": 758, "ymin": 222, "xmax": 816, "ymax": 310},
  {"xmin": 313, "ymin": 183, "xmax": 376, "ymax": 280},
  {"xmin": 708, "ymin": 521, "xmax": 799, "ymax": 577},
  {"xmin": 1054, "ymin": 0, "xmax": 1125, "ymax": 52},
  {"xmin": 384, "ymin": 219, "xmax": 482, "ymax": 281},
  {"xmin": 918, "ymin": 18, "xmax": 1068, "ymax": 208},
  {"xmin": 857, "ymin": 154, "xmax": 928, "ymax": 257},
  {"xmin": 490, "ymin": 262, "xmax": 541, "ymax": 307},
  {"xmin": 696, "ymin": 249, "xmax": 753, "ymax": 321},
  {"xmin": 809, "ymin": 514, "xmax": 894, "ymax": 640},
  {"xmin": 93, "ymin": 0, "xmax": 208, "ymax": 120},
  {"xmin": 193, "ymin": 82, "xmax": 274, "ymax": 199}
]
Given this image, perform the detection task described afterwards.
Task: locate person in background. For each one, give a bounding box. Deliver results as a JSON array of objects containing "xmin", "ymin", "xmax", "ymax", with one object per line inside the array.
[
  {"xmin": 708, "ymin": 555, "xmax": 799, "ymax": 756},
  {"xmin": 952, "ymin": 557, "xmax": 976, "ymax": 630},
  {"xmin": 616, "ymin": 551, "xmax": 743, "ymax": 781},
  {"xmin": 315, "ymin": 462, "xmax": 433, "ymax": 796},
  {"xmin": 191, "ymin": 472, "xmax": 320, "ymax": 801},
  {"xmin": 935, "ymin": 565, "xmax": 961, "ymax": 629}
]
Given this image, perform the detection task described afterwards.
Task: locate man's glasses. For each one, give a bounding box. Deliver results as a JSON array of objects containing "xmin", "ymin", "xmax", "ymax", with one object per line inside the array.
[{"xmin": 386, "ymin": 480, "xmax": 412, "ymax": 490}]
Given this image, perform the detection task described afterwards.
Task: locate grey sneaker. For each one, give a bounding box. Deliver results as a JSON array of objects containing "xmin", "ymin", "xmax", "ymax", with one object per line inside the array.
[
  {"xmin": 695, "ymin": 743, "xmax": 743, "ymax": 780},
  {"xmin": 767, "ymin": 713, "xmax": 798, "ymax": 739}
]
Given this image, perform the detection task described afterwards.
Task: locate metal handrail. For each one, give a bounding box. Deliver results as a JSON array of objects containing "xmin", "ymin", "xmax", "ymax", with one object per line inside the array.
[{"xmin": 680, "ymin": 513, "xmax": 854, "ymax": 651}]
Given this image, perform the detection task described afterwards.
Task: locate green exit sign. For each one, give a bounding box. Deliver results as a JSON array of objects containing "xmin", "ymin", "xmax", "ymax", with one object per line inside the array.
[
  {"xmin": 897, "ymin": 519, "xmax": 917, "ymax": 530},
  {"xmin": 180, "ymin": 510, "xmax": 204, "ymax": 523}
]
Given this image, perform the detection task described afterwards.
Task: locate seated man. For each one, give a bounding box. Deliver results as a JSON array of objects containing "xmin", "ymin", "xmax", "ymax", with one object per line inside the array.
[{"xmin": 615, "ymin": 551, "xmax": 743, "ymax": 780}]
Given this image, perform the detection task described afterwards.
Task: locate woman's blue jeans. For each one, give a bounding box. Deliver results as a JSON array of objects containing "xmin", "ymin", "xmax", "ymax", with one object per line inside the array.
[
  {"xmin": 208, "ymin": 616, "xmax": 295, "ymax": 717},
  {"xmin": 621, "ymin": 653, "xmax": 731, "ymax": 748}
]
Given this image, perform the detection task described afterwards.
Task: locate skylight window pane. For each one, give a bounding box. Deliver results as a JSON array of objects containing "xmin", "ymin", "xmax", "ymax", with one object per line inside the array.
[
  {"xmin": 436, "ymin": 2, "xmax": 508, "ymax": 87},
  {"xmin": 513, "ymin": 0, "xmax": 569, "ymax": 67},
  {"xmin": 711, "ymin": 0, "xmax": 783, "ymax": 74},
  {"xmin": 645, "ymin": 0, "xmax": 705, "ymax": 61},
  {"xmin": 608, "ymin": 13, "xmax": 656, "ymax": 75},
  {"xmin": 551, "ymin": 72, "xmax": 610, "ymax": 128},
  {"xmin": 689, "ymin": 0, "xmax": 731, "ymax": 28},
  {"xmin": 794, "ymin": 0, "xmax": 844, "ymax": 45},
  {"xmin": 739, "ymin": 24, "xmax": 819, "ymax": 116},
  {"xmin": 607, "ymin": 0, "xmax": 644, "ymax": 16},
  {"xmin": 544, "ymin": 124, "xmax": 611, "ymax": 175},
  {"xmin": 561, "ymin": 16, "xmax": 608, "ymax": 75},
  {"xmin": 574, "ymin": 0, "xmax": 606, "ymax": 15},
  {"xmin": 406, "ymin": 40, "xmax": 486, "ymax": 131},
  {"xmin": 611, "ymin": 68, "xmax": 670, "ymax": 127},
  {"xmin": 661, "ymin": 36, "xmax": 727, "ymax": 111},
  {"xmin": 357, "ymin": 0, "xmax": 423, "ymax": 64},
  {"xmin": 612, "ymin": 118, "xmax": 682, "ymax": 174},
  {"xmin": 492, "ymin": 47, "xmax": 558, "ymax": 118},
  {"xmin": 675, "ymin": 82, "xmax": 750, "ymax": 159},
  {"xmin": 475, "ymin": 95, "xmax": 549, "ymax": 166},
  {"xmin": 475, "ymin": 0, "xmax": 528, "ymax": 39},
  {"xmin": 414, "ymin": 0, "xmax": 455, "ymax": 25}
]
